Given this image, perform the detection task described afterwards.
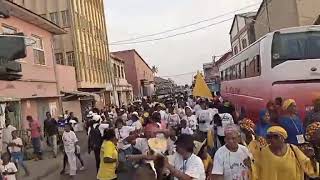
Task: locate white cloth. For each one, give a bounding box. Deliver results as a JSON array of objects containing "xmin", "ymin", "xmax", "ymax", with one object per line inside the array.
[
  {"xmin": 181, "ymin": 127, "xmax": 194, "ymax": 135},
  {"xmin": 66, "ymin": 151, "xmax": 77, "ymax": 176},
  {"xmin": 131, "ymin": 120, "xmax": 142, "ymax": 130},
  {"xmin": 9, "ymin": 138, "xmax": 23, "ymax": 153},
  {"xmin": 208, "ymin": 108, "xmax": 219, "ymax": 116},
  {"xmin": 0, "ymin": 162, "xmax": 17, "ymax": 180},
  {"xmin": 168, "ymin": 114, "xmax": 180, "ymax": 127},
  {"xmin": 217, "ymin": 113, "xmax": 234, "ymax": 136},
  {"xmin": 168, "ymin": 153, "xmax": 206, "ymax": 180},
  {"xmin": 3, "ymin": 125, "xmax": 17, "ymax": 151},
  {"xmin": 62, "ymin": 131, "xmax": 78, "ymax": 153},
  {"xmin": 212, "ymin": 145, "xmax": 251, "ymax": 180},
  {"xmin": 0, "ymin": 104, "xmax": 6, "ymax": 128},
  {"xmin": 115, "ymin": 126, "xmax": 135, "ymax": 150},
  {"xmin": 134, "ymin": 138, "xmax": 149, "ymax": 154},
  {"xmin": 160, "ymin": 110, "xmax": 168, "ymax": 123},
  {"xmin": 194, "ymin": 104, "xmax": 201, "ymax": 115},
  {"xmin": 98, "ymin": 124, "xmax": 110, "ymax": 136},
  {"xmin": 197, "ymin": 109, "xmax": 214, "ymax": 132},
  {"xmin": 183, "ymin": 115, "xmax": 198, "ymax": 131},
  {"xmin": 167, "ymin": 138, "xmax": 176, "ymax": 155},
  {"xmin": 177, "ymin": 108, "xmax": 185, "ymax": 118}
]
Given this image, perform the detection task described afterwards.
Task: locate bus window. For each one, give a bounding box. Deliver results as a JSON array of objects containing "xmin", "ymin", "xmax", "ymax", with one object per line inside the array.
[
  {"xmin": 241, "ymin": 60, "xmax": 247, "ymax": 78},
  {"xmin": 272, "ymin": 31, "xmax": 320, "ymax": 68},
  {"xmin": 255, "ymin": 55, "xmax": 261, "ymax": 75},
  {"xmin": 246, "ymin": 56, "xmax": 255, "ymax": 77},
  {"xmin": 238, "ymin": 63, "xmax": 241, "ymax": 79},
  {"xmin": 221, "ymin": 71, "xmax": 224, "ymax": 81}
]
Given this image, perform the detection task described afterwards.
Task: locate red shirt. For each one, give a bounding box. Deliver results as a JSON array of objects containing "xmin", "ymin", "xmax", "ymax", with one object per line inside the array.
[{"xmin": 29, "ymin": 120, "xmax": 41, "ymax": 138}]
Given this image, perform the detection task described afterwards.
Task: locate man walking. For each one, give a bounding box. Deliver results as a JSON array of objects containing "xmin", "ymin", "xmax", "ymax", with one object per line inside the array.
[
  {"xmin": 26, "ymin": 116, "xmax": 42, "ymax": 160},
  {"xmin": 44, "ymin": 112, "xmax": 58, "ymax": 158},
  {"xmin": 2, "ymin": 120, "xmax": 16, "ymax": 153}
]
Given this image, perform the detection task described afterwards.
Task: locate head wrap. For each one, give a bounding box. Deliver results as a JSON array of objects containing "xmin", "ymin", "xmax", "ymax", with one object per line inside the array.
[
  {"xmin": 305, "ymin": 122, "xmax": 320, "ymax": 141},
  {"xmin": 282, "ymin": 99, "xmax": 296, "ymax": 110},
  {"xmin": 239, "ymin": 118, "xmax": 256, "ymax": 133},
  {"xmin": 267, "ymin": 126, "xmax": 288, "ymax": 139}
]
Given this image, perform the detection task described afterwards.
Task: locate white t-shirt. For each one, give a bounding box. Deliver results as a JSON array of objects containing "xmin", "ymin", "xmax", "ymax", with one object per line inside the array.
[
  {"xmin": 131, "ymin": 120, "xmax": 142, "ymax": 130},
  {"xmin": 217, "ymin": 113, "xmax": 234, "ymax": 136},
  {"xmin": 197, "ymin": 109, "xmax": 214, "ymax": 132},
  {"xmin": 160, "ymin": 110, "xmax": 168, "ymax": 122},
  {"xmin": 115, "ymin": 126, "xmax": 135, "ymax": 150},
  {"xmin": 0, "ymin": 162, "xmax": 17, "ymax": 180},
  {"xmin": 134, "ymin": 138, "xmax": 149, "ymax": 154},
  {"xmin": 194, "ymin": 104, "xmax": 202, "ymax": 115},
  {"xmin": 212, "ymin": 145, "xmax": 251, "ymax": 180},
  {"xmin": 208, "ymin": 108, "xmax": 219, "ymax": 116},
  {"xmin": 62, "ymin": 131, "xmax": 78, "ymax": 153},
  {"xmin": 168, "ymin": 153, "xmax": 206, "ymax": 180},
  {"xmin": 9, "ymin": 138, "xmax": 23, "ymax": 153},
  {"xmin": 168, "ymin": 114, "xmax": 180, "ymax": 127},
  {"xmin": 3, "ymin": 125, "xmax": 16, "ymax": 144},
  {"xmin": 183, "ymin": 115, "xmax": 198, "ymax": 131},
  {"xmin": 177, "ymin": 108, "xmax": 186, "ymax": 118},
  {"xmin": 181, "ymin": 127, "xmax": 194, "ymax": 135}
]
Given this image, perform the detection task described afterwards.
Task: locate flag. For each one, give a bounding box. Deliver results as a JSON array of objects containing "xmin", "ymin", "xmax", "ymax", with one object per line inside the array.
[{"xmin": 192, "ymin": 72, "xmax": 212, "ymax": 99}]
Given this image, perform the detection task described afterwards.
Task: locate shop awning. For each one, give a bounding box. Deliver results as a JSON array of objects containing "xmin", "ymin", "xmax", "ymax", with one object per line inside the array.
[{"xmin": 61, "ymin": 91, "xmax": 100, "ymax": 101}]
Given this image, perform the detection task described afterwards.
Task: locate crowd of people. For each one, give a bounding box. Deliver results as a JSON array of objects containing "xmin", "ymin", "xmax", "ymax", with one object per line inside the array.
[{"xmin": 1, "ymin": 94, "xmax": 320, "ymax": 180}]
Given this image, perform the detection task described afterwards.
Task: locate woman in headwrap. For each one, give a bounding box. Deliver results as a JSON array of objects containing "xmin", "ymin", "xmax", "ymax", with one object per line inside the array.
[
  {"xmin": 253, "ymin": 126, "xmax": 319, "ymax": 180},
  {"xmin": 256, "ymin": 101, "xmax": 279, "ymax": 138},
  {"xmin": 305, "ymin": 122, "xmax": 320, "ymax": 161},
  {"xmin": 278, "ymin": 99, "xmax": 305, "ymax": 145}
]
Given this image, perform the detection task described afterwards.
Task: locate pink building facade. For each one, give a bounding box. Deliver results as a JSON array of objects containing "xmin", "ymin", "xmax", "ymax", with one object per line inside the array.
[
  {"xmin": 0, "ymin": 1, "xmax": 66, "ymax": 128},
  {"xmin": 112, "ymin": 50, "xmax": 154, "ymax": 98}
]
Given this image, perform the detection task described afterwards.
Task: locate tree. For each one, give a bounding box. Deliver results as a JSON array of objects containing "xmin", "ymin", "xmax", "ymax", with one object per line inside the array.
[{"xmin": 151, "ymin": 65, "xmax": 158, "ymax": 75}]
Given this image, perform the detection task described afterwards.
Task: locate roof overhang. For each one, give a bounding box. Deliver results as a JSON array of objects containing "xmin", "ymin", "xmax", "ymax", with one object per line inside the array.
[{"xmin": 61, "ymin": 91, "xmax": 100, "ymax": 101}]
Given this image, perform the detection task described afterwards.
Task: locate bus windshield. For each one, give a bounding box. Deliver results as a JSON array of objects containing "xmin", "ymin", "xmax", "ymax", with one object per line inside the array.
[{"xmin": 271, "ymin": 31, "xmax": 320, "ymax": 67}]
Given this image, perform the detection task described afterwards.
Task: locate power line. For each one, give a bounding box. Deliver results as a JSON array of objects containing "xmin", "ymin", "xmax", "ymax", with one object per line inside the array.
[
  {"xmin": 110, "ymin": 17, "xmax": 234, "ymax": 45},
  {"xmin": 110, "ymin": 3, "xmax": 260, "ymax": 44},
  {"xmin": 161, "ymin": 71, "xmax": 198, "ymax": 78}
]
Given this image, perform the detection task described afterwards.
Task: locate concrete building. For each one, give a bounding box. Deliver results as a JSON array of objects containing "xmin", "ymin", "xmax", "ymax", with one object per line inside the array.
[
  {"xmin": 229, "ymin": 12, "xmax": 256, "ymax": 56},
  {"xmin": 203, "ymin": 51, "xmax": 233, "ymax": 93},
  {"xmin": 112, "ymin": 50, "xmax": 154, "ymax": 98},
  {"xmin": 0, "ymin": 0, "xmax": 66, "ymax": 128},
  {"xmin": 255, "ymin": 0, "xmax": 320, "ymax": 39},
  {"xmin": 154, "ymin": 77, "xmax": 175, "ymax": 96},
  {"xmin": 110, "ymin": 54, "xmax": 133, "ymax": 107},
  {"xmin": 11, "ymin": 0, "xmax": 114, "ymax": 107}
]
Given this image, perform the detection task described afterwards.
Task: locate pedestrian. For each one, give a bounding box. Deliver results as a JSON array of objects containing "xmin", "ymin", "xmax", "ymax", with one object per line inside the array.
[
  {"xmin": 66, "ymin": 112, "xmax": 79, "ymax": 125},
  {"xmin": 2, "ymin": 120, "xmax": 16, "ymax": 153},
  {"xmin": 168, "ymin": 106, "xmax": 180, "ymax": 129},
  {"xmin": 216, "ymin": 113, "xmax": 234, "ymax": 146},
  {"xmin": 194, "ymin": 139, "xmax": 213, "ymax": 180},
  {"xmin": 305, "ymin": 98, "xmax": 320, "ymax": 128},
  {"xmin": 88, "ymin": 120, "xmax": 103, "ymax": 172},
  {"xmin": 0, "ymin": 153, "xmax": 17, "ymax": 180},
  {"xmin": 62, "ymin": 123, "xmax": 78, "ymax": 178},
  {"xmin": 255, "ymin": 110, "xmax": 272, "ymax": 138},
  {"xmin": 197, "ymin": 101, "xmax": 214, "ymax": 141},
  {"xmin": 8, "ymin": 130, "xmax": 29, "ymax": 176},
  {"xmin": 64, "ymin": 110, "xmax": 69, "ymax": 120},
  {"xmin": 180, "ymin": 119, "xmax": 193, "ymax": 135},
  {"xmin": 183, "ymin": 106, "xmax": 197, "ymax": 131},
  {"xmin": 43, "ymin": 112, "xmax": 58, "ymax": 158},
  {"xmin": 26, "ymin": 116, "xmax": 42, "ymax": 160},
  {"xmin": 165, "ymin": 134, "xmax": 206, "ymax": 180},
  {"xmin": 130, "ymin": 112, "xmax": 142, "ymax": 130},
  {"xmin": 97, "ymin": 129, "xmax": 118, "ymax": 180},
  {"xmin": 253, "ymin": 126, "xmax": 319, "ymax": 180},
  {"xmin": 211, "ymin": 124, "xmax": 252, "ymax": 180},
  {"xmin": 279, "ymin": 99, "xmax": 305, "ymax": 145}
]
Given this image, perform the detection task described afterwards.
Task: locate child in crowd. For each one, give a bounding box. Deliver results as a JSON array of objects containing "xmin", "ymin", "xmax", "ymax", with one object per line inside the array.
[
  {"xmin": 0, "ymin": 153, "xmax": 17, "ymax": 180},
  {"xmin": 8, "ymin": 130, "xmax": 29, "ymax": 176},
  {"xmin": 180, "ymin": 119, "xmax": 194, "ymax": 135}
]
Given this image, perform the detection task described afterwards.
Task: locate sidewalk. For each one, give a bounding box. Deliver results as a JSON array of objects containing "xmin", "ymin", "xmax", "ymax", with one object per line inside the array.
[{"xmin": 16, "ymin": 131, "xmax": 88, "ymax": 180}]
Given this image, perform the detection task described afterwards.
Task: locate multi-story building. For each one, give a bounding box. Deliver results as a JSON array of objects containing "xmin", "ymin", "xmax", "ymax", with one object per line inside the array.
[
  {"xmin": 0, "ymin": 0, "xmax": 66, "ymax": 128},
  {"xmin": 110, "ymin": 54, "xmax": 133, "ymax": 106},
  {"xmin": 11, "ymin": 0, "xmax": 114, "ymax": 107},
  {"xmin": 255, "ymin": 0, "xmax": 320, "ymax": 39},
  {"xmin": 229, "ymin": 12, "xmax": 256, "ymax": 56},
  {"xmin": 112, "ymin": 50, "xmax": 154, "ymax": 98}
]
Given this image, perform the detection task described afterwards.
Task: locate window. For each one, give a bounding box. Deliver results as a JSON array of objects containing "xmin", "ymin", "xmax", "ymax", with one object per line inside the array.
[
  {"xmin": 2, "ymin": 25, "xmax": 16, "ymax": 34},
  {"xmin": 121, "ymin": 67, "xmax": 124, "ymax": 78},
  {"xmin": 61, "ymin": 10, "xmax": 70, "ymax": 27},
  {"xmin": 55, "ymin": 53, "xmax": 64, "ymax": 65},
  {"xmin": 220, "ymin": 71, "xmax": 224, "ymax": 81},
  {"xmin": 66, "ymin": 51, "xmax": 75, "ymax": 66},
  {"xmin": 241, "ymin": 60, "xmax": 247, "ymax": 78},
  {"xmin": 117, "ymin": 66, "xmax": 121, "ymax": 78},
  {"xmin": 32, "ymin": 35, "xmax": 45, "ymax": 65},
  {"xmin": 246, "ymin": 55, "xmax": 261, "ymax": 78},
  {"xmin": 49, "ymin": 12, "xmax": 59, "ymax": 25},
  {"xmin": 113, "ymin": 64, "xmax": 117, "ymax": 78},
  {"xmin": 242, "ymin": 38, "xmax": 248, "ymax": 49},
  {"xmin": 237, "ymin": 63, "xmax": 241, "ymax": 79},
  {"xmin": 233, "ymin": 45, "xmax": 238, "ymax": 55}
]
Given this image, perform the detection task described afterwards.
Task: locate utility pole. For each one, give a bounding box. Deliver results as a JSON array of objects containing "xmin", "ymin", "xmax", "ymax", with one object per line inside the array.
[{"xmin": 265, "ymin": 0, "xmax": 271, "ymax": 32}]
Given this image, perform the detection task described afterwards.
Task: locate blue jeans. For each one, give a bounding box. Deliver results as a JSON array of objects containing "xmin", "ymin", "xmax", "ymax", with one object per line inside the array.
[
  {"xmin": 11, "ymin": 152, "xmax": 29, "ymax": 174},
  {"xmin": 31, "ymin": 137, "xmax": 42, "ymax": 156}
]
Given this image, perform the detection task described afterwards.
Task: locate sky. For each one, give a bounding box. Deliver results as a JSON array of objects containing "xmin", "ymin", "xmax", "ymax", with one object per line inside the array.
[{"xmin": 104, "ymin": 0, "xmax": 262, "ymax": 85}]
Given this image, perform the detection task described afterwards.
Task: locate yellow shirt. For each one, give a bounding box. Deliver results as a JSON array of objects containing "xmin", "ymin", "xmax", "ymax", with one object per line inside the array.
[
  {"xmin": 253, "ymin": 144, "xmax": 319, "ymax": 180},
  {"xmin": 202, "ymin": 153, "xmax": 213, "ymax": 173},
  {"xmin": 97, "ymin": 141, "xmax": 118, "ymax": 180}
]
